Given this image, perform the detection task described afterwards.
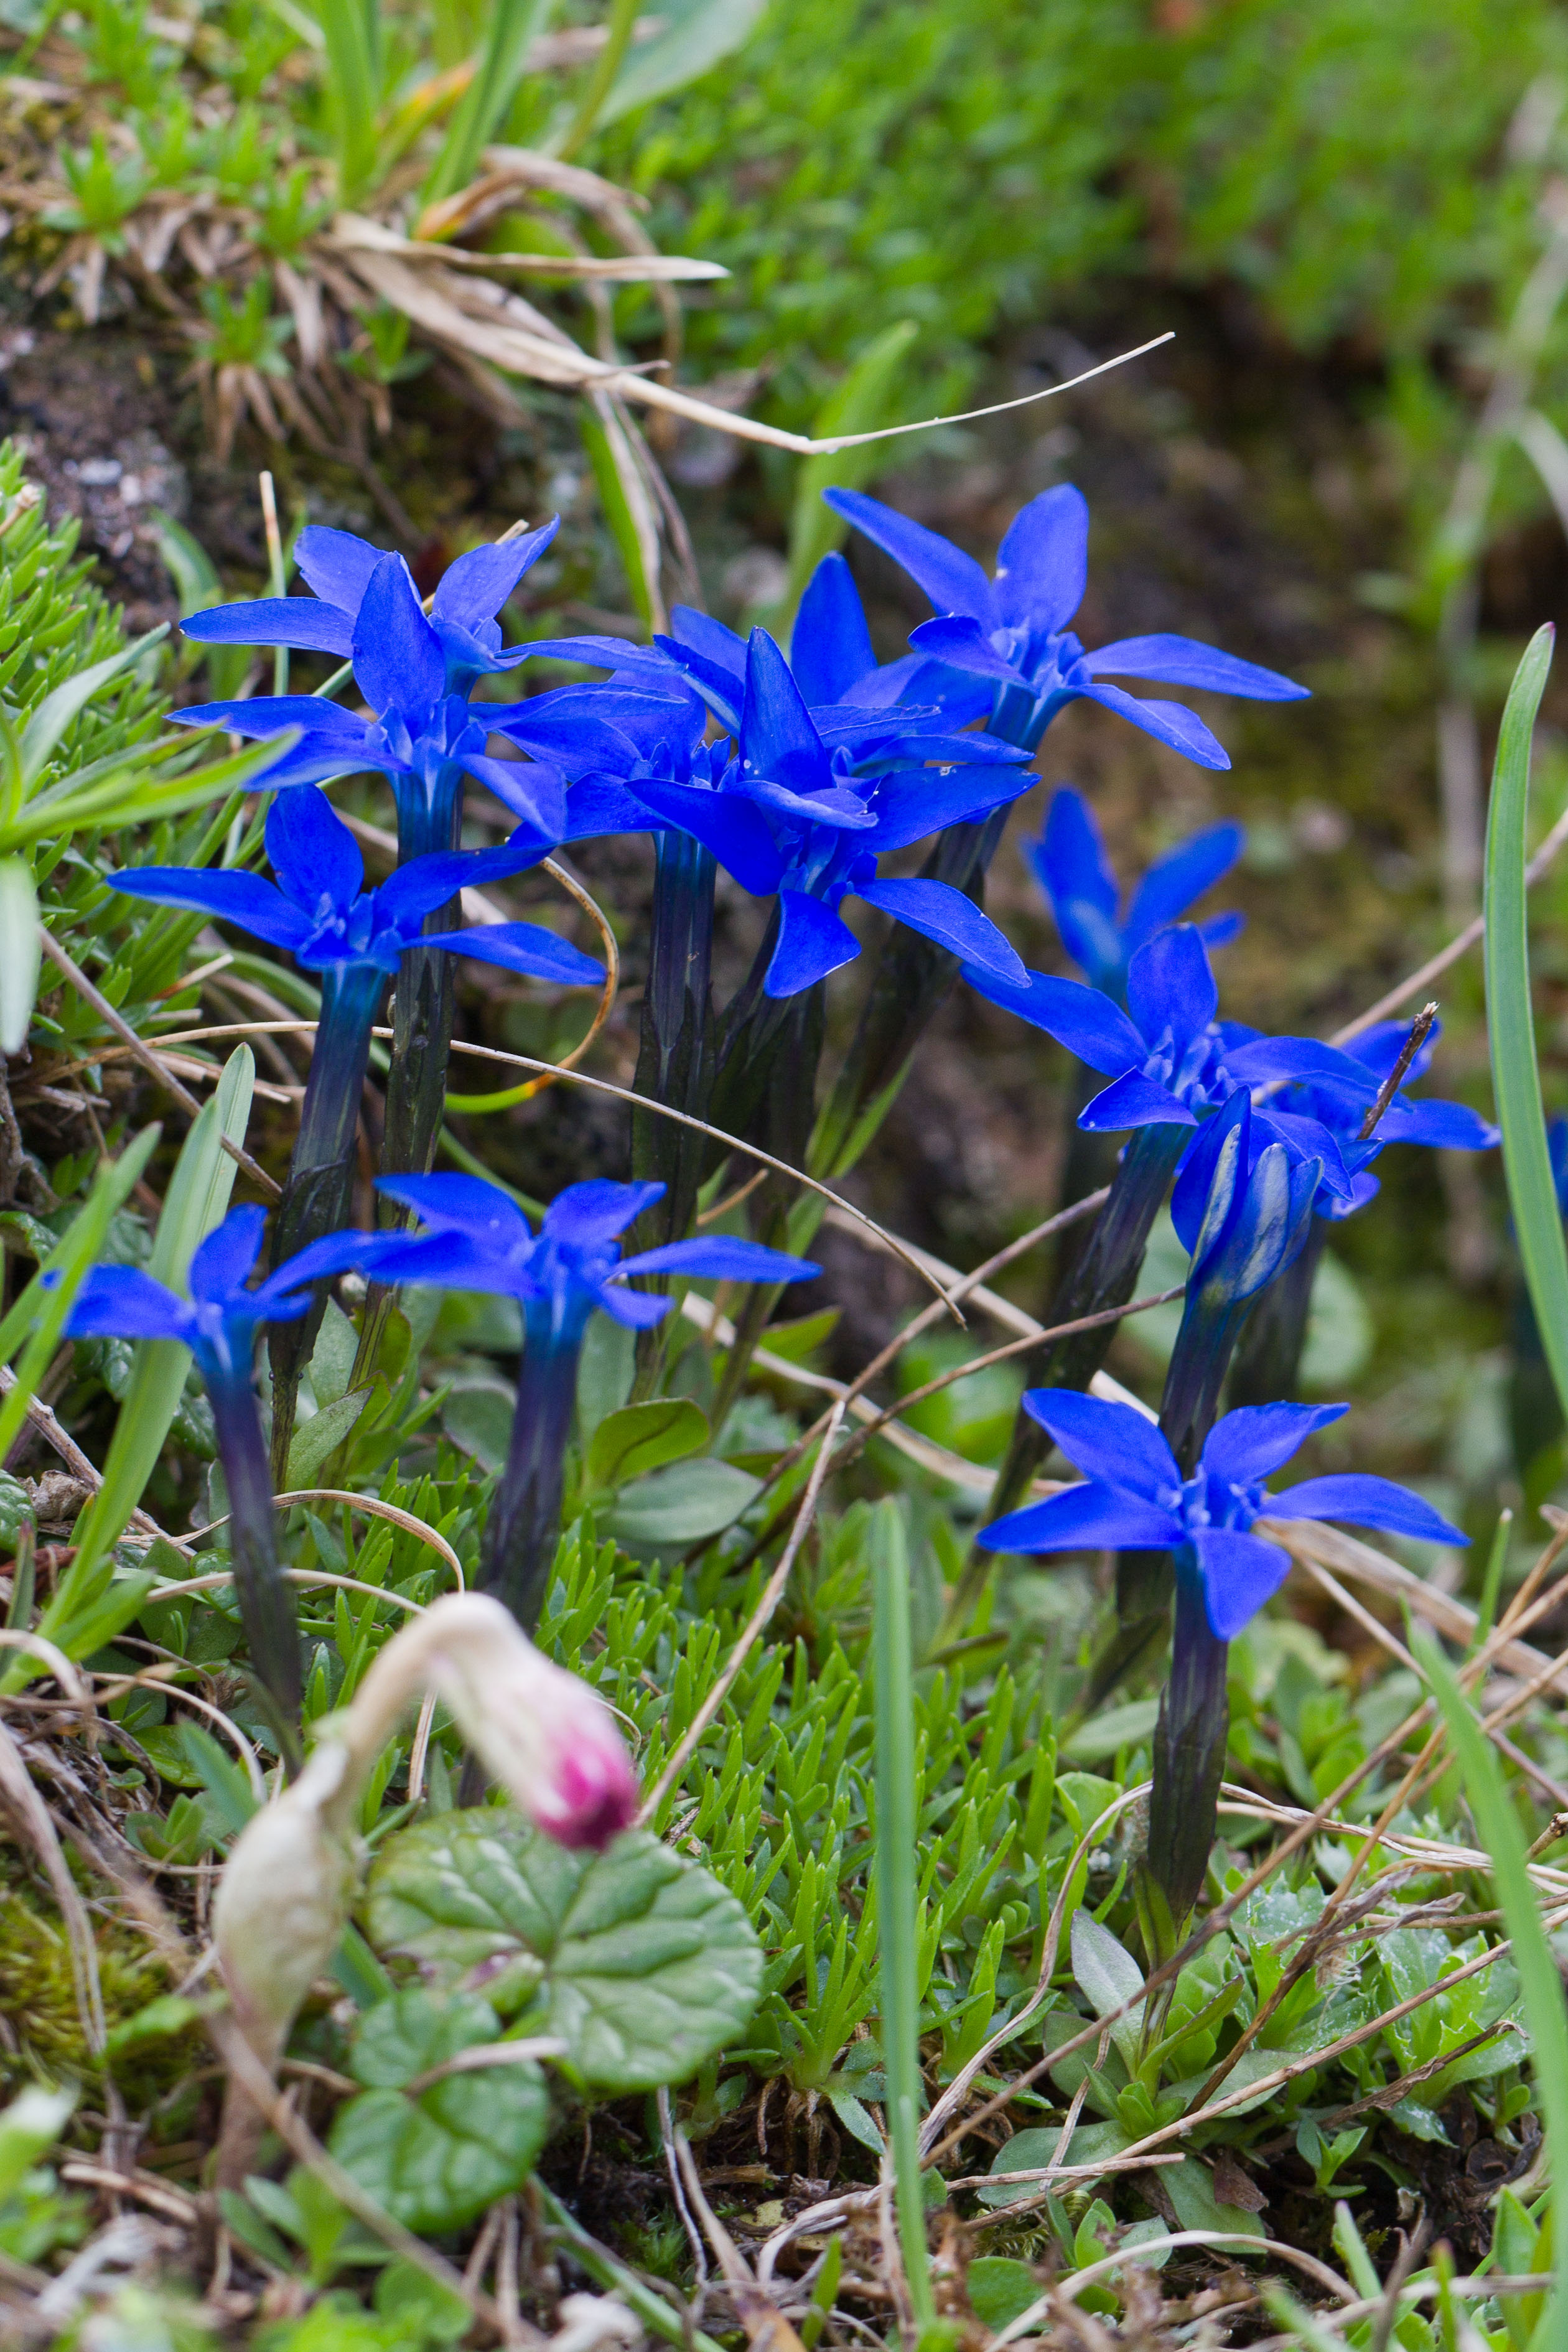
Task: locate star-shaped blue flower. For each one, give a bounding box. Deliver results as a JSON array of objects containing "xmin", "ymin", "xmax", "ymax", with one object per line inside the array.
[
  {"xmin": 978, "ymin": 1388, "xmax": 1466, "ymax": 1637},
  {"xmin": 108, "ymin": 782, "xmax": 604, "ymax": 990},
  {"xmin": 368, "ymin": 1172, "xmax": 819, "ymax": 1348},
  {"xmin": 558, "ymin": 628, "xmax": 1032, "ymax": 999},
  {"xmin": 179, "ymin": 520, "xmax": 561, "ymax": 693},
  {"xmin": 968, "ymin": 923, "xmax": 1374, "ymax": 1203},
  {"xmin": 57, "ymin": 1205, "xmax": 370, "ymax": 1385},
  {"xmin": 824, "ymin": 483, "xmax": 1309, "ymax": 763},
  {"xmin": 1027, "ymin": 783, "xmax": 1243, "ymax": 1000}
]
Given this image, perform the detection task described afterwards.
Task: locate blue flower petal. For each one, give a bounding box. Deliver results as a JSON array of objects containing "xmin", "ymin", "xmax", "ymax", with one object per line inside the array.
[
  {"xmin": 431, "ymin": 520, "xmax": 559, "ymax": 628},
  {"xmin": 1084, "ymin": 634, "xmax": 1309, "ymax": 702},
  {"xmin": 740, "ymin": 629, "xmax": 833, "ymax": 798},
  {"xmin": 170, "ymin": 696, "xmax": 367, "ymax": 742},
  {"xmin": 1123, "ymin": 823, "xmax": 1244, "ymax": 953},
  {"xmin": 823, "ymin": 488, "xmax": 997, "ymax": 623},
  {"xmin": 294, "ymin": 525, "xmax": 387, "ymax": 612},
  {"xmin": 1345, "ymin": 1017, "xmax": 1440, "ymax": 1085},
  {"xmin": 64, "ymin": 1266, "xmax": 192, "ymax": 1345},
  {"xmin": 621, "ymin": 779, "xmax": 783, "ymax": 895},
  {"xmin": 441, "ymin": 923, "xmax": 605, "ymax": 987},
  {"xmin": 856, "ymin": 877, "xmax": 1025, "ymax": 985},
  {"xmin": 562, "ymin": 777, "xmax": 667, "ymax": 842},
  {"xmin": 1081, "ymin": 1070, "xmax": 1197, "ymax": 1135},
  {"xmin": 1171, "ymin": 1087, "xmax": 1250, "ymax": 1256},
  {"xmin": 266, "ymin": 783, "xmax": 363, "ymax": 914},
  {"xmin": 1080, "ymin": 683, "xmax": 1231, "ymax": 771},
  {"xmin": 352, "ymin": 553, "xmax": 445, "ymax": 717},
  {"xmin": 1224, "ymin": 1036, "xmax": 1379, "ymax": 1094},
  {"xmin": 765, "ymin": 888, "xmax": 861, "ymax": 996},
  {"xmin": 1020, "ymin": 1385, "xmax": 1181, "ymax": 1500},
  {"xmin": 963, "ymin": 967, "xmax": 1146, "ymax": 1075},
  {"xmin": 597, "ymin": 1287, "xmax": 673, "ymax": 1328},
  {"xmin": 909, "ymin": 614, "xmax": 1032, "ymax": 687},
  {"xmin": 1376, "ymin": 1098, "xmax": 1500, "ymax": 1151},
  {"xmin": 1198, "ymin": 910, "xmax": 1246, "ymax": 953},
  {"xmin": 373, "ymin": 852, "xmax": 475, "ymax": 928},
  {"xmin": 1266, "ymin": 1475, "xmax": 1468, "ymax": 1547},
  {"xmin": 1200, "ymin": 1401, "xmax": 1349, "ymax": 1488},
  {"xmin": 993, "ymin": 484, "xmax": 1089, "ymax": 634},
  {"xmin": 1027, "ymin": 788, "xmax": 1120, "ymax": 982},
  {"xmin": 618, "ymin": 1239, "xmax": 819, "ymax": 1282},
  {"xmin": 864, "ymin": 761, "xmax": 1033, "ymax": 856},
  {"xmin": 1126, "ymin": 924, "xmax": 1217, "ymax": 1055},
  {"xmin": 108, "ymin": 866, "xmax": 312, "ymax": 953},
  {"xmin": 1193, "ymin": 1526, "xmax": 1292, "ymax": 1639},
  {"xmin": 181, "ymin": 598, "xmax": 355, "ymax": 655},
  {"xmin": 791, "ymin": 552, "xmax": 878, "ymax": 704},
  {"xmin": 363, "ymin": 1230, "xmax": 508, "ymax": 1290},
  {"xmin": 978, "ymin": 1479, "xmax": 1181, "ymax": 1556},
  {"xmin": 188, "ymin": 1206, "xmax": 268, "ymax": 1305},
  {"xmin": 458, "ymin": 750, "xmax": 566, "ymax": 845},
  {"xmin": 544, "ymin": 1178, "xmax": 665, "ymax": 1249},
  {"xmin": 376, "ymin": 1172, "xmax": 533, "ymax": 1243}
]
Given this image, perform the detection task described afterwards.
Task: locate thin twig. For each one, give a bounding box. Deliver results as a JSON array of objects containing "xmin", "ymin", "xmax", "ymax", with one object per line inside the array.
[
  {"xmin": 1356, "ymin": 1002, "xmax": 1440, "ymax": 1139},
  {"xmin": 38, "ymin": 932, "xmax": 281, "ymax": 1198}
]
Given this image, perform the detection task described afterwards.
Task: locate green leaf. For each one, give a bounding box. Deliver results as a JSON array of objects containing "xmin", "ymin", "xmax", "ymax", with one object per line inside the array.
[
  {"xmin": 606, "ymin": 1457, "xmax": 760, "ymax": 1547},
  {"xmin": 1162, "ymin": 2153, "xmax": 1266, "ymax": 2241},
  {"xmin": 178, "ymin": 1721, "xmax": 259, "ymax": 1839},
  {"xmin": 312, "ymin": 0, "xmax": 383, "ymax": 203},
  {"xmin": 575, "ymin": 1311, "xmax": 634, "ymax": 1438},
  {"xmin": 824, "ymin": 2088, "xmax": 884, "ymax": 2157},
  {"xmin": 585, "ymin": 1398, "xmax": 708, "ymax": 1495},
  {"xmin": 285, "ymin": 1388, "xmax": 371, "ymax": 1488},
  {"xmin": 309, "ymin": 1299, "xmax": 360, "ymax": 1409},
  {"xmin": 580, "ymin": 402, "xmax": 661, "ymax": 632},
  {"xmin": 1483, "ymin": 626, "xmax": 1567, "ymax": 1424},
  {"xmin": 17, "ymin": 628, "xmax": 167, "ymax": 791},
  {"xmin": 67, "ymin": 1048, "xmax": 254, "ymax": 1594},
  {"xmin": 373, "ymin": 2257, "xmax": 471, "ymax": 2344},
  {"xmin": 329, "ymin": 1989, "xmax": 549, "ymax": 2233},
  {"xmin": 422, "ymin": 0, "xmax": 550, "ymax": 205},
  {"xmin": 441, "ymin": 1382, "xmax": 515, "ymax": 1475},
  {"xmin": 598, "ymin": 0, "xmax": 767, "ymax": 128},
  {"xmin": 975, "ymin": 2121, "xmax": 1128, "ymax": 2210},
  {"xmin": 1421, "ymin": 1626, "xmax": 1568, "ymax": 2344},
  {"xmin": 1070, "ymin": 1911, "xmax": 1145, "ymax": 2073},
  {"xmin": 966, "ymin": 2258, "xmax": 1043, "ymax": 2331},
  {"xmin": 0, "ymin": 2087, "xmax": 75, "ymax": 2203},
  {"xmin": 365, "ymin": 1813, "xmax": 764, "ymax": 2089},
  {"xmin": 0, "ymin": 860, "xmax": 39, "ymax": 1055},
  {"xmin": 1063, "ymin": 1699, "xmax": 1159, "ymax": 1765}
]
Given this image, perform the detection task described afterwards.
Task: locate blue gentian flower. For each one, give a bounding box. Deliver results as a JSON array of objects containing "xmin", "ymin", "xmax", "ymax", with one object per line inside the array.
[
  {"xmin": 110, "ymin": 785, "xmax": 604, "ymax": 1477},
  {"xmin": 175, "ymin": 551, "xmax": 571, "ymax": 859},
  {"xmin": 1027, "ymin": 783, "xmax": 1244, "ymax": 1001},
  {"xmin": 979, "ymin": 1386, "xmax": 1467, "ymax": 1640},
  {"xmin": 108, "ymin": 779, "xmax": 602, "ymax": 994},
  {"xmin": 564, "ymin": 629, "xmax": 1032, "ymax": 999},
  {"xmin": 57, "ymin": 1206, "xmax": 379, "ymax": 1763},
  {"xmin": 824, "ymin": 483, "xmax": 1309, "ymax": 762},
  {"xmin": 180, "ymin": 520, "xmax": 561, "ymax": 693},
  {"xmin": 968, "ymin": 923, "xmax": 1372, "ymax": 1200},
  {"xmin": 365, "ymin": 1174, "xmax": 819, "ymax": 1625},
  {"xmin": 1274, "ymin": 1016, "xmax": 1501, "ymax": 1219}
]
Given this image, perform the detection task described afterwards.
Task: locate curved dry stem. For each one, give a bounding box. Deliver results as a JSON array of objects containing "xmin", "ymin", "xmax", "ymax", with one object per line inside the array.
[{"xmin": 445, "ymin": 856, "xmax": 620, "ymax": 1113}]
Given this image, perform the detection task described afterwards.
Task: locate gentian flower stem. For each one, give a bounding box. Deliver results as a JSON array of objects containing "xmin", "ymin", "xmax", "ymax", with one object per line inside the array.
[
  {"xmin": 629, "ymin": 833, "xmax": 716, "ymax": 1397},
  {"xmin": 207, "ymin": 1361, "xmax": 304, "ymax": 1776},
  {"xmin": 1226, "ymin": 1218, "xmax": 1327, "ymax": 1411},
  {"xmin": 1142, "ymin": 1548, "xmax": 1230, "ymax": 1949},
  {"xmin": 995, "ymin": 1126, "xmax": 1190, "ymax": 1508},
  {"xmin": 709, "ymin": 990, "xmax": 825, "ymax": 1429},
  {"xmin": 482, "ymin": 1311, "xmax": 583, "ymax": 1632},
  {"xmin": 808, "ymin": 807, "xmax": 1010, "ymax": 1184},
  {"xmin": 268, "ymin": 959, "xmax": 386, "ymax": 1484}
]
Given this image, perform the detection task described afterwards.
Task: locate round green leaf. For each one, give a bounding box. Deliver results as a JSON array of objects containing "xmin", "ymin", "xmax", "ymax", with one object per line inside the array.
[
  {"xmin": 365, "ymin": 1816, "xmax": 764, "ymax": 2091},
  {"xmin": 607, "ymin": 1457, "xmax": 761, "ymax": 1547},
  {"xmin": 329, "ymin": 1988, "xmax": 548, "ymax": 2234}
]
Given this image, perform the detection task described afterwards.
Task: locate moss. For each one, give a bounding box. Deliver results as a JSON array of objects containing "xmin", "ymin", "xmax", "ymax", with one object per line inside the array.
[{"xmin": 0, "ymin": 1849, "xmax": 193, "ymax": 2106}]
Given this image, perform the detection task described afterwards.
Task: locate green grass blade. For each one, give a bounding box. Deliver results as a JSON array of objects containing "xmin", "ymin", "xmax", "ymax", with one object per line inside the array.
[
  {"xmin": 871, "ymin": 1498, "xmax": 936, "ymax": 2330},
  {"xmin": 777, "ymin": 320, "xmax": 918, "ymax": 627},
  {"xmin": 1485, "ymin": 625, "xmax": 1568, "ymax": 1421},
  {"xmin": 314, "ymin": 0, "xmax": 383, "ymax": 203},
  {"xmin": 66, "ymin": 1047, "xmax": 256, "ymax": 1595},
  {"xmin": 422, "ymin": 0, "xmax": 551, "ymax": 207},
  {"xmin": 1419, "ymin": 1628, "xmax": 1568, "ymax": 2344}
]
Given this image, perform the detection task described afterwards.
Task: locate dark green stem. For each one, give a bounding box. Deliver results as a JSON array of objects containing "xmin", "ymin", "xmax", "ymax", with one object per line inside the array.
[
  {"xmin": 482, "ymin": 1318, "xmax": 581, "ymax": 1631},
  {"xmin": 1143, "ymin": 1553, "xmax": 1228, "ymax": 1935},
  {"xmin": 630, "ymin": 833, "xmax": 716, "ymax": 1398},
  {"xmin": 208, "ymin": 1360, "xmax": 303, "ymax": 1774},
  {"xmin": 268, "ymin": 959, "xmax": 385, "ymax": 1485}
]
